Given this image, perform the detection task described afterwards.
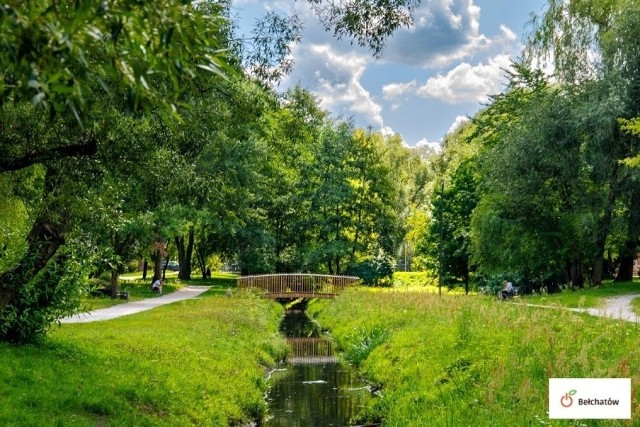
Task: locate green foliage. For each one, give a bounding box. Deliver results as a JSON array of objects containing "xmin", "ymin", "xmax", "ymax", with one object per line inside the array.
[
  {"xmin": 415, "ymin": 120, "xmax": 478, "ymax": 292},
  {"xmin": 348, "ymin": 247, "xmax": 395, "ymax": 286},
  {"xmin": 0, "ymin": 0, "xmax": 432, "ymax": 344},
  {"xmin": 306, "ymin": 0, "xmax": 419, "ymax": 56},
  {"xmin": 343, "ymin": 325, "xmax": 390, "ymax": 366},
  {"xmin": 0, "ymin": 1, "xmax": 228, "ymax": 120},
  {"xmin": 0, "ymin": 239, "xmax": 89, "ymax": 343},
  {"xmin": 392, "ymin": 271, "xmax": 437, "ymax": 287}
]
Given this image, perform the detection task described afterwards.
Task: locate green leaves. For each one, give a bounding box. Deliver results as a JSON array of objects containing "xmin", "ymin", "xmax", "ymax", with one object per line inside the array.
[
  {"xmin": 307, "ymin": 0, "xmax": 419, "ymax": 57},
  {"xmin": 0, "ymin": 1, "xmax": 228, "ymax": 120}
]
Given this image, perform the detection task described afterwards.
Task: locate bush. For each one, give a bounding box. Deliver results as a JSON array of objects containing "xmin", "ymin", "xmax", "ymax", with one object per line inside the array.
[
  {"xmin": 476, "ymin": 271, "xmax": 564, "ymax": 296},
  {"xmin": 348, "ymin": 248, "xmax": 395, "ymax": 286},
  {"xmin": 0, "ymin": 254, "xmax": 85, "ymax": 343}
]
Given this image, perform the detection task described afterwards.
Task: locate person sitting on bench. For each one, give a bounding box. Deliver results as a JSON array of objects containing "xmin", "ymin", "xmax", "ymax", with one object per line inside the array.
[
  {"xmin": 501, "ymin": 280, "xmax": 515, "ymax": 299},
  {"xmin": 151, "ymin": 279, "xmax": 163, "ymax": 295}
]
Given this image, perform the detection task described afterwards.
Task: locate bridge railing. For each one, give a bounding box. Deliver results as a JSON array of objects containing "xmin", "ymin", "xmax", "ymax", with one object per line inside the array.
[{"xmin": 237, "ymin": 273, "xmax": 360, "ymax": 298}]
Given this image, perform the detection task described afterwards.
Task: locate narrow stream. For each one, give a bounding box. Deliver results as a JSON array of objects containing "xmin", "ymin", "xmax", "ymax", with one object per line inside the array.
[{"xmin": 264, "ymin": 305, "xmax": 372, "ymax": 426}]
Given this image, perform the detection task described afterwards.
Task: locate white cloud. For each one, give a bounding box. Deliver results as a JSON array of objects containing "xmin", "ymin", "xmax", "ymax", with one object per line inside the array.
[
  {"xmin": 447, "ymin": 115, "xmax": 470, "ymax": 134},
  {"xmin": 380, "ymin": 126, "xmax": 396, "ymax": 137},
  {"xmin": 382, "ymin": 80, "xmax": 417, "ymax": 100},
  {"xmin": 416, "ymin": 54, "xmax": 513, "ymax": 104},
  {"xmin": 416, "ymin": 137, "xmax": 442, "ymax": 151},
  {"xmin": 304, "ymin": 44, "xmax": 384, "ymax": 127},
  {"xmin": 499, "ymin": 24, "xmax": 517, "ymax": 41}
]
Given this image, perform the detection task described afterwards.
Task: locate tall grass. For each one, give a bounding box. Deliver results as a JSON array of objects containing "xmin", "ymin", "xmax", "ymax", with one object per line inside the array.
[
  {"xmin": 313, "ymin": 288, "xmax": 640, "ymax": 426},
  {"xmin": 0, "ymin": 291, "xmax": 287, "ymax": 426}
]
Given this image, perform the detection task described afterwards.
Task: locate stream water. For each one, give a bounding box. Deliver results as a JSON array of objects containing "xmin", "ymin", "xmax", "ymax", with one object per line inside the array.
[{"xmin": 264, "ymin": 307, "xmax": 372, "ymax": 426}]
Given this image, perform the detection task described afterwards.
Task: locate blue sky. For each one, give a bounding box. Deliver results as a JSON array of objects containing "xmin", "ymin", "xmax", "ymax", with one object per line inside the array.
[{"xmin": 232, "ymin": 0, "xmax": 547, "ymax": 149}]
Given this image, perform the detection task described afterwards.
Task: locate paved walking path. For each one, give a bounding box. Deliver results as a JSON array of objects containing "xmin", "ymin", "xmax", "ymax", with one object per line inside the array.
[
  {"xmin": 520, "ymin": 294, "xmax": 640, "ymax": 323},
  {"xmin": 571, "ymin": 294, "xmax": 640, "ymax": 322},
  {"xmin": 59, "ymin": 286, "xmax": 211, "ymax": 323}
]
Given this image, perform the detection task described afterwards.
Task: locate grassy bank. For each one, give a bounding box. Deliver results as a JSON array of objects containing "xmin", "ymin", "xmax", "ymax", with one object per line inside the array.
[
  {"xmin": 0, "ymin": 290, "xmax": 287, "ymax": 426},
  {"xmin": 520, "ymin": 280, "xmax": 640, "ymax": 309},
  {"xmin": 310, "ymin": 288, "xmax": 640, "ymax": 426}
]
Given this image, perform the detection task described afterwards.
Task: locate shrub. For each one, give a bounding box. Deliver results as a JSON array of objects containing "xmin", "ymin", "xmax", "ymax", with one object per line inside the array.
[{"xmin": 348, "ymin": 248, "xmax": 395, "ymax": 286}]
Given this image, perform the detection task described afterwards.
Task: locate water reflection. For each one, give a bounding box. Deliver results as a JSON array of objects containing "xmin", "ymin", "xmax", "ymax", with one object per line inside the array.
[
  {"xmin": 279, "ymin": 309, "xmax": 321, "ymax": 337},
  {"xmin": 265, "ymin": 364, "xmax": 371, "ymax": 427},
  {"xmin": 265, "ymin": 308, "xmax": 372, "ymax": 426},
  {"xmin": 288, "ymin": 337, "xmax": 335, "ymax": 365}
]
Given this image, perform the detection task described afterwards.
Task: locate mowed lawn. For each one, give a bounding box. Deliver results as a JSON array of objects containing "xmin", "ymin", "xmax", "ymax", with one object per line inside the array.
[
  {"xmin": 310, "ymin": 288, "xmax": 640, "ymax": 426},
  {"xmin": 0, "ymin": 290, "xmax": 287, "ymax": 426}
]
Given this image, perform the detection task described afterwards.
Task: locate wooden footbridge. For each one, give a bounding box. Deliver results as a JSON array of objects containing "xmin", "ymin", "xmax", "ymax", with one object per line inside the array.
[{"xmin": 237, "ymin": 274, "xmax": 360, "ymax": 299}]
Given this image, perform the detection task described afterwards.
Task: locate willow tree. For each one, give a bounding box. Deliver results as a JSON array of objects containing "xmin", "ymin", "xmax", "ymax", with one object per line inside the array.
[
  {"xmin": 0, "ymin": 0, "xmax": 229, "ymax": 342},
  {"xmin": 526, "ymin": 0, "xmax": 640, "ymax": 284}
]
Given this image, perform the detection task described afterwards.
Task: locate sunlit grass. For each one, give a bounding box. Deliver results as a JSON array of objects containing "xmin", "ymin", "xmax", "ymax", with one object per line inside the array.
[
  {"xmin": 0, "ymin": 291, "xmax": 287, "ymax": 426},
  {"xmin": 392, "ymin": 271, "xmax": 474, "ymax": 295},
  {"xmin": 311, "ymin": 288, "xmax": 640, "ymax": 426},
  {"xmin": 631, "ymin": 297, "xmax": 640, "ymax": 316}
]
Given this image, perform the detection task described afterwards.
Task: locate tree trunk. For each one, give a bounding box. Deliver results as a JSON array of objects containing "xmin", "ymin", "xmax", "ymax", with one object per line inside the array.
[
  {"xmin": 0, "ymin": 167, "xmax": 69, "ymax": 342},
  {"xmin": 569, "ymin": 260, "xmax": 584, "ymax": 289},
  {"xmin": 464, "ymin": 267, "xmax": 469, "ymax": 295},
  {"xmin": 0, "ymin": 211, "xmax": 67, "ymax": 310},
  {"xmin": 176, "ymin": 226, "xmax": 194, "ymax": 280},
  {"xmin": 616, "ymin": 253, "xmax": 635, "ymax": 282},
  {"xmin": 175, "ymin": 235, "xmax": 185, "ymax": 277},
  {"xmin": 153, "ymin": 248, "xmax": 163, "ymax": 282},
  {"xmin": 592, "ymin": 164, "xmax": 619, "ymax": 285},
  {"xmin": 142, "ymin": 260, "xmax": 148, "ymax": 281},
  {"xmin": 110, "ymin": 266, "xmax": 119, "ymax": 298},
  {"xmin": 184, "ymin": 225, "xmax": 194, "ymax": 279},
  {"xmin": 196, "ymin": 250, "xmax": 207, "ymax": 279}
]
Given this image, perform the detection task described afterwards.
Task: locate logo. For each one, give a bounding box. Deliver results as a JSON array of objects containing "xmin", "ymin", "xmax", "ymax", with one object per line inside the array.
[
  {"xmin": 549, "ymin": 378, "xmax": 631, "ymax": 419},
  {"xmin": 560, "ymin": 389, "xmax": 577, "ymax": 407}
]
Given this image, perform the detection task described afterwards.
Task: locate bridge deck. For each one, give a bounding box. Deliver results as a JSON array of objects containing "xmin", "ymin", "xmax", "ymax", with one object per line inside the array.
[{"xmin": 237, "ymin": 273, "xmax": 359, "ymax": 299}]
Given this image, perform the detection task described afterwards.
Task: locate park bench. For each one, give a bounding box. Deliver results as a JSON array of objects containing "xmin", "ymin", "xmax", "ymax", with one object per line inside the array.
[
  {"xmin": 90, "ymin": 287, "xmax": 129, "ymax": 300},
  {"xmin": 497, "ymin": 287, "xmax": 519, "ymax": 300}
]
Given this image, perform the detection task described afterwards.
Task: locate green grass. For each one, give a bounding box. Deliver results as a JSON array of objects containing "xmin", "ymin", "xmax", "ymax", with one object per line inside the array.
[
  {"xmin": 632, "ymin": 297, "xmax": 640, "ymax": 316},
  {"xmin": 393, "ymin": 271, "xmax": 471, "ymax": 294},
  {"xmin": 0, "ymin": 290, "xmax": 287, "ymax": 426},
  {"xmin": 520, "ymin": 280, "xmax": 640, "ymax": 309},
  {"xmin": 309, "ymin": 288, "xmax": 640, "ymax": 426},
  {"xmin": 393, "ymin": 271, "xmax": 437, "ymax": 286}
]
